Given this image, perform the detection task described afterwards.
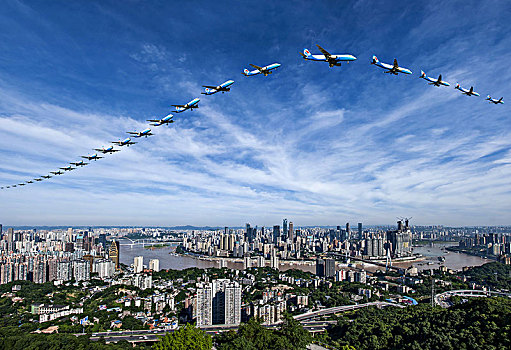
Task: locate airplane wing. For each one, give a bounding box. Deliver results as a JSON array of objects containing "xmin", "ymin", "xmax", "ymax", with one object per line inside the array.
[
  {"xmin": 127, "ymin": 132, "xmax": 138, "ymax": 135},
  {"xmin": 202, "ymin": 85, "xmax": 217, "ymax": 89},
  {"xmin": 171, "ymin": 104, "xmax": 185, "ymax": 108},
  {"xmin": 249, "ymin": 64, "xmax": 264, "ymax": 72},
  {"xmin": 469, "ymin": 87, "xmax": 474, "ymax": 93},
  {"xmin": 316, "ymin": 44, "xmax": 331, "ymax": 59},
  {"xmin": 146, "ymin": 119, "xmax": 160, "ymax": 122},
  {"xmin": 393, "ymin": 59, "xmax": 399, "ymax": 69}
]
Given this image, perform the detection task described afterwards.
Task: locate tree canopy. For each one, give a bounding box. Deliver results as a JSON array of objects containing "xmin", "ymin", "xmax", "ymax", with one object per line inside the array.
[{"xmin": 152, "ymin": 324, "xmax": 212, "ymax": 350}]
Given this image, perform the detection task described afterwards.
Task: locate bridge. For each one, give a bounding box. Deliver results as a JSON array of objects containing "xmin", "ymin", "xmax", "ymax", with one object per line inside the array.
[
  {"xmin": 118, "ymin": 237, "xmax": 182, "ymax": 248},
  {"xmin": 434, "ymin": 289, "xmax": 511, "ymax": 308},
  {"xmin": 328, "ymin": 252, "xmax": 405, "ymax": 272}
]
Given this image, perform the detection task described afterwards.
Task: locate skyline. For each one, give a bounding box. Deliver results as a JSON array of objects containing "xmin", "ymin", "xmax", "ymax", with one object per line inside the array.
[{"xmin": 1, "ymin": 0, "xmax": 511, "ymax": 226}]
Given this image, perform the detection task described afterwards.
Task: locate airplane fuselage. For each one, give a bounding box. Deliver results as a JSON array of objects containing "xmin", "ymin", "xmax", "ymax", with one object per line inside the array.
[
  {"xmin": 243, "ymin": 63, "xmax": 281, "ymax": 76},
  {"xmin": 375, "ymin": 61, "xmax": 412, "ymax": 75},
  {"xmin": 174, "ymin": 98, "xmax": 200, "ymax": 112},
  {"xmin": 203, "ymin": 80, "xmax": 235, "ymax": 95}
]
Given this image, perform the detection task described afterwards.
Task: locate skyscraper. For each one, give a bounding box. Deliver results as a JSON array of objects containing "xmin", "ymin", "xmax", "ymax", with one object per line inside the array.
[
  {"xmin": 358, "ymin": 223, "xmax": 363, "ymax": 240},
  {"xmin": 196, "ymin": 279, "xmax": 241, "ymax": 327},
  {"xmin": 134, "ymin": 256, "xmax": 144, "ymax": 273},
  {"xmin": 346, "ymin": 223, "xmax": 350, "ymax": 240},
  {"xmin": 108, "ymin": 241, "xmax": 120, "ymax": 270},
  {"xmin": 273, "ymin": 225, "xmax": 280, "ymax": 243},
  {"xmin": 316, "ymin": 258, "xmax": 335, "ymax": 278},
  {"xmin": 289, "ymin": 222, "xmax": 294, "ymax": 242},
  {"xmin": 149, "ymin": 259, "xmax": 160, "ymax": 272},
  {"xmin": 283, "ymin": 219, "xmax": 288, "ymax": 238}
]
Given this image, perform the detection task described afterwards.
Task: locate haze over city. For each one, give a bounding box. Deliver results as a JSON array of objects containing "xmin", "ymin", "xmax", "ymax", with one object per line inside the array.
[{"xmin": 1, "ymin": 0, "xmax": 511, "ymax": 226}]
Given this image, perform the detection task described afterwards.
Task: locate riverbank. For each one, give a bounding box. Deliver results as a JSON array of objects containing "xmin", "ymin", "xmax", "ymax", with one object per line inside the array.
[{"xmin": 446, "ymin": 246, "xmax": 497, "ymax": 261}]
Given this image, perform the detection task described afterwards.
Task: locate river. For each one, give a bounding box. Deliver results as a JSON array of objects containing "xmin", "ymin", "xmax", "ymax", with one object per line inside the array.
[{"xmin": 120, "ymin": 241, "xmax": 488, "ymax": 273}]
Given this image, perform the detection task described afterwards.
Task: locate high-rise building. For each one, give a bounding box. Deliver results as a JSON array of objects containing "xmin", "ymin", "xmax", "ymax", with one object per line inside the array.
[
  {"xmin": 273, "ymin": 225, "xmax": 280, "ymax": 243},
  {"xmin": 316, "ymin": 258, "xmax": 335, "ymax": 278},
  {"xmin": 200, "ymin": 279, "xmax": 241, "ymax": 326},
  {"xmin": 358, "ymin": 223, "xmax": 363, "ymax": 240},
  {"xmin": 73, "ymin": 260, "xmax": 90, "ymax": 282},
  {"xmin": 289, "ymin": 222, "xmax": 294, "ymax": 242},
  {"xmin": 149, "ymin": 259, "xmax": 160, "ymax": 272},
  {"xmin": 108, "ymin": 241, "xmax": 120, "ymax": 269},
  {"xmin": 346, "ymin": 223, "xmax": 350, "ymax": 240},
  {"xmin": 196, "ymin": 283, "xmax": 213, "ymax": 326},
  {"xmin": 386, "ymin": 221, "xmax": 412, "ymax": 257},
  {"xmin": 134, "ymin": 256, "xmax": 144, "ymax": 273},
  {"xmin": 283, "ymin": 219, "xmax": 288, "ymax": 238}
]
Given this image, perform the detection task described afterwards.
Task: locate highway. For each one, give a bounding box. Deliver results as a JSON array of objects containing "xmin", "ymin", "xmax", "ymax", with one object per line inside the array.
[
  {"xmin": 85, "ymin": 302, "xmax": 400, "ymax": 344},
  {"xmin": 434, "ymin": 289, "xmax": 511, "ymax": 308}
]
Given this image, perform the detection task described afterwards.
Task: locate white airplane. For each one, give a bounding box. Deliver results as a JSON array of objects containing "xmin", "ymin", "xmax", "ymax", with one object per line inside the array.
[
  {"xmin": 172, "ymin": 98, "xmax": 200, "ymax": 113},
  {"xmin": 147, "ymin": 114, "xmax": 174, "ymax": 126},
  {"xmin": 41, "ymin": 175, "xmax": 52, "ymax": 179},
  {"xmin": 51, "ymin": 170, "xmax": 64, "ymax": 175},
  {"xmin": 82, "ymin": 153, "xmax": 103, "ymax": 161},
  {"xmin": 71, "ymin": 160, "xmax": 88, "ymax": 167},
  {"xmin": 243, "ymin": 63, "xmax": 281, "ymax": 76},
  {"xmin": 486, "ymin": 95, "xmax": 504, "ymax": 104},
  {"xmin": 455, "ymin": 83, "xmax": 480, "ymax": 96},
  {"xmin": 202, "ymin": 80, "xmax": 235, "ymax": 95},
  {"xmin": 419, "ymin": 71, "xmax": 450, "ymax": 87},
  {"xmin": 371, "ymin": 56, "xmax": 412, "ymax": 75},
  {"xmin": 112, "ymin": 138, "xmax": 137, "ymax": 147},
  {"xmin": 300, "ymin": 45, "xmax": 357, "ymax": 67},
  {"xmin": 60, "ymin": 165, "xmax": 76, "ymax": 171},
  {"xmin": 127, "ymin": 128, "xmax": 154, "ymax": 138},
  {"xmin": 95, "ymin": 146, "xmax": 120, "ymax": 154}
]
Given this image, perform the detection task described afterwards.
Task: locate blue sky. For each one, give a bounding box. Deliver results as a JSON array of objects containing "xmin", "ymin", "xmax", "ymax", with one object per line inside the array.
[{"xmin": 1, "ymin": 0, "xmax": 511, "ymax": 226}]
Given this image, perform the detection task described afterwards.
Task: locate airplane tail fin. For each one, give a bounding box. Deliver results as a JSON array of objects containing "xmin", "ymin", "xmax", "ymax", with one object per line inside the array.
[
  {"xmin": 243, "ymin": 69, "xmax": 250, "ymax": 75},
  {"xmin": 303, "ymin": 49, "xmax": 311, "ymax": 57},
  {"xmin": 420, "ymin": 70, "xmax": 426, "ymax": 78},
  {"xmin": 486, "ymin": 95, "xmax": 491, "ymax": 100},
  {"xmin": 371, "ymin": 55, "xmax": 378, "ymax": 64},
  {"xmin": 455, "ymin": 83, "xmax": 460, "ymax": 90}
]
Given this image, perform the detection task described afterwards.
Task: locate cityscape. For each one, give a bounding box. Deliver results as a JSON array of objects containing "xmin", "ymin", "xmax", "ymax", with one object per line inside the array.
[
  {"xmin": 1, "ymin": 1, "xmax": 511, "ymax": 350},
  {"xmin": 0, "ymin": 220, "xmax": 510, "ymax": 348}
]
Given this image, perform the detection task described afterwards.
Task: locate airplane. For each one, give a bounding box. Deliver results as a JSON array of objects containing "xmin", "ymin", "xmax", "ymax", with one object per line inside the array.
[
  {"xmin": 18, "ymin": 183, "xmax": 26, "ymax": 186},
  {"xmin": 95, "ymin": 146, "xmax": 120, "ymax": 154},
  {"xmin": 127, "ymin": 128, "xmax": 154, "ymax": 138},
  {"xmin": 34, "ymin": 178, "xmax": 43, "ymax": 182},
  {"xmin": 486, "ymin": 95, "xmax": 504, "ymax": 104},
  {"xmin": 172, "ymin": 98, "xmax": 200, "ymax": 113},
  {"xmin": 71, "ymin": 160, "xmax": 88, "ymax": 167},
  {"xmin": 51, "ymin": 171, "xmax": 64, "ymax": 175},
  {"xmin": 202, "ymin": 80, "xmax": 235, "ymax": 95},
  {"xmin": 371, "ymin": 56, "xmax": 412, "ymax": 75},
  {"xmin": 82, "ymin": 153, "xmax": 103, "ymax": 161},
  {"xmin": 112, "ymin": 138, "xmax": 136, "ymax": 147},
  {"xmin": 300, "ymin": 45, "xmax": 357, "ymax": 67},
  {"xmin": 12, "ymin": 185, "xmax": 17, "ymax": 188},
  {"xmin": 42, "ymin": 175, "xmax": 52, "ymax": 179},
  {"xmin": 26, "ymin": 181, "xmax": 34, "ymax": 184},
  {"xmin": 455, "ymin": 83, "xmax": 480, "ymax": 96},
  {"xmin": 59, "ymin": 165, "xmax": 76, "ymax": 171},
  {"xmin": 242, "ymin": 63, "xmax": 281, "ymax": 76},
  {"xmin": 147, "ymin": 114, "xmax": 174, "ymax": 126},
  {"xmin": 419, "ymin": 71, "xmax": 450, "ymax": 87}
]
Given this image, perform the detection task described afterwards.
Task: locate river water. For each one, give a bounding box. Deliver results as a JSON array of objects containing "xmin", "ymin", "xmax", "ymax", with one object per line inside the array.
[
  {"xmin": 394, "ymin": 242, "xmax": 488, "ymax": 271},
  {"xmin": 120, "ymin": 241, "xmax": 488, "ymax": 272}
]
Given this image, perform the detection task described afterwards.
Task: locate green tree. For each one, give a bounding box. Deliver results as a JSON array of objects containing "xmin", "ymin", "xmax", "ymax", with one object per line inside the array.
[{"xmin": 152, "ymin": 324, "xmax": 212, "ymax": 350}]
